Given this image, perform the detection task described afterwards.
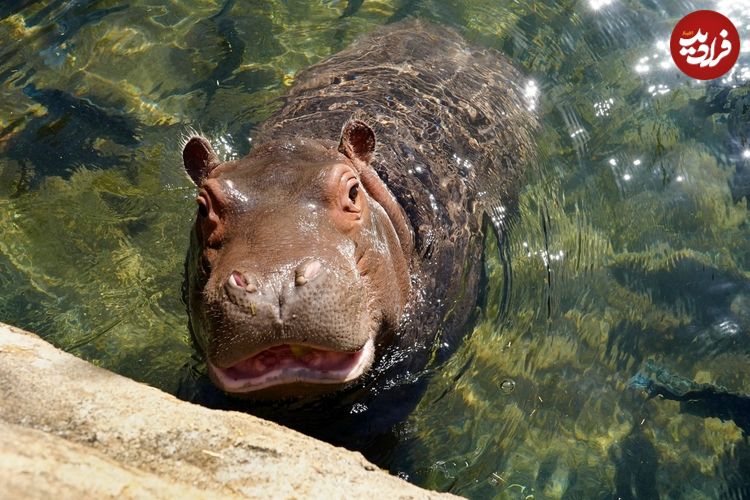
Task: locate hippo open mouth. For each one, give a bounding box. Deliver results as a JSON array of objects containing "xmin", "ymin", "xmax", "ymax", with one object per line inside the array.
[{"xmin": 208, "ymin": 339, "xmax": 375, "ymax": 393}]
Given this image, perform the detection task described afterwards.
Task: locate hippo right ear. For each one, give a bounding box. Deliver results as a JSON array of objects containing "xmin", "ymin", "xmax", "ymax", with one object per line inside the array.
[
  {"xmin": 183, "ymin": 136, "xmax": 220, "ymax": 185},
  {"xmin": 338, "ymin": 120, "xmax": 375, "ymax": 164}
]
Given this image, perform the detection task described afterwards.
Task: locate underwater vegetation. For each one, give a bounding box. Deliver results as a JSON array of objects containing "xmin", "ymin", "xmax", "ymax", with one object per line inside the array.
[{"xmin": 0, "ymin": 0, "xmax": 749, "ymax": 498}]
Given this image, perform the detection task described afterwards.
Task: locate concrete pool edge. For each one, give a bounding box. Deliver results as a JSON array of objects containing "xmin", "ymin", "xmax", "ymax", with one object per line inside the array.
[{"xmin": 0, "ymin": 322, "xmax": 458, "ymax": 499}]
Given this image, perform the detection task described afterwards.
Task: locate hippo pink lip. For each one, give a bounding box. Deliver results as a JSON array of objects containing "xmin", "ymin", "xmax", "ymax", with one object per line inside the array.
[{"xmin": 208, "ymin": 339, "xmax": 375, "ymax": 393}]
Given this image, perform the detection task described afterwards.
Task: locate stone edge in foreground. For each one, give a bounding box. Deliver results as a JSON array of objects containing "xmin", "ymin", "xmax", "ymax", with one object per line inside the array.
[{"xmin": 0, "ymin": 322, "xmax": 456, "ymax": 499}]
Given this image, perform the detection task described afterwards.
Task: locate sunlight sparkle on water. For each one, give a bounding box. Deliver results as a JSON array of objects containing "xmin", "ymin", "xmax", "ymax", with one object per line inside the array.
[
  {"xmin": 715, "ymin": 0, "xmax": 750, "ymax": 19},
  {"xmin": 570, "ymin": 128, "xmax": 586, "ymax": 138},
  {"xmin": 594, "ymin": 98, "xmax": 614, "ymax": 117},
  {"xmin": 634, "ymin": 41, "xmax": 672, "ymax": 77},
  {"xmin": 524, "ymin": 80, "xmax": 539, "ymax": 111},
  {"xmin": 648, "ymin": 84, "xmax": 670, "ymax": 96},
  {"xmin": 589, "ymin": 0, "xmax": 614, "ymax": 9}
]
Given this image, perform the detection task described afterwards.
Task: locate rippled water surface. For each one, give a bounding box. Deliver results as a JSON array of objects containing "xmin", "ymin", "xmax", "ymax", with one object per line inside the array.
[{"xmin": 2, "ymin": 0, "xmax": 750, "ymax": 497}]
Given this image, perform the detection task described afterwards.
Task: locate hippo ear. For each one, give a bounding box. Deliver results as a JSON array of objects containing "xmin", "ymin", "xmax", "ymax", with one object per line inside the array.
[
  {"xmin": 338, "ymin": 120, "xmax": 375, "ymax": 164},
  {"xmin": 183, "ymin": 136, "xmax": 220, "ymax": 185}
]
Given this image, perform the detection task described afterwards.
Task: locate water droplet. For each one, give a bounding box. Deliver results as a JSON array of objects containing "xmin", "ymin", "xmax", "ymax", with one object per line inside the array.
[
  {"xmin": 500, "ymin": 379, "xmax": 515, "ymax": 394},
  {"xmin": 350, "ymin": 403, "xmax": 368, "ymax": 414}
]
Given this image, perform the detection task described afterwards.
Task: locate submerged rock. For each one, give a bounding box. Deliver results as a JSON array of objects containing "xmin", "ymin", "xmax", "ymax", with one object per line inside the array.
[{"xmin": 630, "ymin": 360, "xmax": 750, "ymax": 435}]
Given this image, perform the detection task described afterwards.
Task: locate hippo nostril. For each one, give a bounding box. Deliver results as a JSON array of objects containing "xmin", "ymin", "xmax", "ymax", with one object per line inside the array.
[
  {"xmin": 231, "ymin": 271, "xmax": 247, "ymax": 288},
  {"xmin": 304, "ymin": 260, "xmax": 322, "ymax": 279},
  {"xmin": 227, "ymin": 271, "xmax": 258, "ymax": 293},
  {"xmin": 229, "ymin": 271, "xmax": 257, "ymax": 293},
  {"xmin": 295, "ymin": 260, "xmax": 322, "ymax": 286}
]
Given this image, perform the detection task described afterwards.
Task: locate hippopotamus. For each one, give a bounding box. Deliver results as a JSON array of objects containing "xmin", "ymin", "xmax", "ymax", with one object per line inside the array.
[{"xmin": 181, "ymin": 20, "xmax": 535, "ymax": 436}]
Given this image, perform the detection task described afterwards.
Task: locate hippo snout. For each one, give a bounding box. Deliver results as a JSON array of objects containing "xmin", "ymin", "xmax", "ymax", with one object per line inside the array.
[
  {"xmin": 211, "ymin": 258, "xmax": 370, "ymax": 368},
  {"xmin": 223, "ymin": 259, "xmax": 326, "ymax": 316}
]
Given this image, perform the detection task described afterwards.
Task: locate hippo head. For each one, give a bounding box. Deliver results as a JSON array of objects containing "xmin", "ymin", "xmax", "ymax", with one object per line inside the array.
[{"xmin": 182, "ymin": 120, "xmax": 412, "ymax": 399}]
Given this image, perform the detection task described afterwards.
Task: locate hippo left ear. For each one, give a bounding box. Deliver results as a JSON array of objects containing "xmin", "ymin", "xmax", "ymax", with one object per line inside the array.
[
  {"xmin": 183, "ymin": 136, "xmax": 220, "ymax": 186},
  {"xmin": 338, "ymin": 120, "xmax": 375, "ymax": 164}
]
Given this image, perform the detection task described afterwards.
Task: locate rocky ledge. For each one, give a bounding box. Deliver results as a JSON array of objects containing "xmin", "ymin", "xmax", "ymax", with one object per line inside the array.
[{"xmin": 0, "ymin": 322, "xmax": 455, "ymax": 499}]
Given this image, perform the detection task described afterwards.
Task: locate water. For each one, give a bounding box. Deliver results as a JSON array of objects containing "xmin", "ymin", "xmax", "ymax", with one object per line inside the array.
[{"xmin": 1, "ymin": 0, "xmax": 749, "ymax": 497}]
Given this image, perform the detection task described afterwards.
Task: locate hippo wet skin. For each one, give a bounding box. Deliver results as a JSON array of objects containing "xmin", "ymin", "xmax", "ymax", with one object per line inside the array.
[{"xmin": 181, "ymin": 21, "xmax": 536, "ymax": 448}]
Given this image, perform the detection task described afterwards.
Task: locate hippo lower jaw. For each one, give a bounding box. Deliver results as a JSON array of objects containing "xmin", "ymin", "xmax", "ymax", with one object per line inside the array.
[{"xmin": 207, "ymin": 339, "xmax": 375, "ymax": 393}]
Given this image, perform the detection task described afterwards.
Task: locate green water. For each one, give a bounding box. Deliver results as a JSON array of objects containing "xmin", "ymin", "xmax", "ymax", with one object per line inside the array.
[{"xmin": 1, "ymin": 0, "xmax": 749, "ymax": 497}]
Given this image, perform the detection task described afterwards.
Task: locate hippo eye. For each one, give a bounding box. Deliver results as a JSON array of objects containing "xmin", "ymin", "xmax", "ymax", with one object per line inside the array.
[
  {"xmin": 197, "ymin": 197, "xmax": 209, "ymax": 217},
  {"xmin": 348, "ymin": 183, "xmax": 359, "ymax": 203},
  {"xmin": 340, "ymin": 174, "xmax": 361, "ymax": 216}
]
